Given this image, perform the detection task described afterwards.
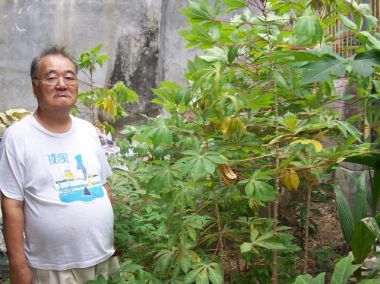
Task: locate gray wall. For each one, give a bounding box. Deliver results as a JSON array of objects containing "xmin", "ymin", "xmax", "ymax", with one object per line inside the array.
[{"xmin": 0, "ymin": 0, "xmax": 196, "ymax": 122}]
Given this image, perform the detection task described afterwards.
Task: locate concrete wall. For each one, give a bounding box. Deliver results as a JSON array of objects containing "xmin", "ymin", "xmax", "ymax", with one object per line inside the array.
[{"xmin": 0, "ymin": 0, "xmax": 196, "ymax": 123}]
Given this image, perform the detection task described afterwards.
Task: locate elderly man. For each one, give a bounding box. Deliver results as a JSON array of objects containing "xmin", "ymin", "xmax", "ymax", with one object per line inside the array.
[{"xmin": 0, "ymin": 46, "xmax": 118, "ymax": 283}]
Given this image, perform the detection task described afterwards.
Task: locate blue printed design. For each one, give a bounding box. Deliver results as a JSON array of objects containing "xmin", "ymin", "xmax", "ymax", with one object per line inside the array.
[{"xmin": 54, "ymin": 154, "xmax": 105, "ymax": 203}]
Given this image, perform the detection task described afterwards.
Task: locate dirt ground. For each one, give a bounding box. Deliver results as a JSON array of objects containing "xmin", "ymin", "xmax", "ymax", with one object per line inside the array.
[{"xmin": 310, "ymin": 198, "xmax": 346, "ymax": 251}]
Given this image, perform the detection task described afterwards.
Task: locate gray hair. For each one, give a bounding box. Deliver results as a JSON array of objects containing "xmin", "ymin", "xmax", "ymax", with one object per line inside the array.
[{"xmin": 30, "ymin": 45, "xmax": 78, "ymax": 79}]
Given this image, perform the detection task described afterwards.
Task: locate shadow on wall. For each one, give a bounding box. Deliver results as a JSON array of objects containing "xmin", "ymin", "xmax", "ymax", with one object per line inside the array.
[{"xmin": 105, "ymin": 16, "xmax": 162, "ymax": 129}]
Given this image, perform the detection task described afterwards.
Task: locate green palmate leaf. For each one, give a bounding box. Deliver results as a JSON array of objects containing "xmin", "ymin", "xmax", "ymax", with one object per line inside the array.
[
  {"xmin": 148, "ymin": 169, "xmax": 175, "ymax": 191},
  {"xmin": 90, "ymin": 44, "xmax": 102, "ymax": 54},
  {"xmin": 181, "ymin": 0, "xmax": 217, "ymax": 24},
  {"xmin": 179, "ymin": 24, "xmax": 216, "ymax": 48},
  {"xmin": 199, "ymin": 46, "xmax": 229, "ymax": 63},
  {"xmin": 160, "ymin": 80, "xmax": 183, "ymax": 89},
  {"xmin": 241, "ymin": 91, "xmax": 274, "ymax": 112},
  {"xmin": 254, "ymin": 182, "xmax": 277, "ymax": 202},
  {"xmin": 113, "ymin": 81, "xmax": 139, "ymax": 103},
  {"xmin": 196, "ymin": 267, "xmax": 209, "ymax": 284},
  {"xmin": 185, "ymin": 266, "xmax": 204, "ymax": 284},
  {"xmin": 245, "ymin": 181, "xmax": 254, "ymax": 197},
  {"xmin": 96, "ymin": 54, "xmax": 108, "ymax": 67},
  {"xmin": 330, "ymin": 256, "xmax": 361, "ymax": 284},
  {"xmin": 192, "ymin": 159, "xmax": 206, "ymax": 180},
  {"xmin": 340, "ymin": 14, "xmax": 358, "ymax": 31},
  {"xmin": 155, "ymin": 249, "xmax": 175, "ymax": 273},
  {"xmin": 292, "ymin": 272, "xmax": 326, "ymax": 284},
  {"xmin": 293, "ymin": 7, "xmax": 323, "ymax": 46},
  {"xmin": 357, "ymin": 31, "xmax": 380, "ymax": 49},
  {"xmin": 240, "ymin": 242, "xmax": 253, "ymax": 253},
  {"xmin": 350, "ymin": 50, "xmax": 380, "ymax": 77},
  {"xmin": 253, "ymin": 238, "xmax": 286, "ymax": 250},
  {"xmin": 205, "ymin": 153, "xmax": 226, "ymax": 164},
  {"xmin": 227, "ymin": 46, "xmax": 239, "ymax": 63},
  {"xmin": 334, "ymin": 185, "xmax": 354, "ymax": 248},
  {"xmin": 188, "ymin": 62, "xmax": 222, "ymax": 86},
  {"xmin": 222, "ymin": 0, "xmax": 246, "ymax": 9},
  {"xmin": 255, "ymin": 50, "xmax": 323, "ymax": 65},
  {"xmin": 202, "ymin": 158, "xmax": 216, "ymax": 174},
  {"xmin": 301, "ymin": 55, "xmax": 346, "ymax": 85},
  {"xmin": 179, "ymin": 255, "xmax": 192, "ymax": 274},
  {"xmin": 150, "ymin": 124, "xmax": 173, "ymax": 147},
  {"xmin": 273, "ymin": 71, "xmax": 289, "ymax": 90},
  {"xmin": 187, "ymin": 227, "xmax": 197, "ymax": 241},
  {"xmin": 176, "ymin": 151, "xmax": 225, "ymax": 180},
  {"xmin": 208, "ymin": 263, "xmax": 223, "ymax": 284},
  {"xmin": 364, "ymin": 14, "xmax": 379, "ymax": 29},
  {"xmin": 244, "ymin": 179, "xmax": 276, "ymax": 202},
  {"xmin": 282, "ymin": 113, "xmax": 298, "ymax": 132},
  {"xmin": 335, "ymin": 121, "xmax": 362, "ymax": 142},
  {"xmin": 250, "ymin": 228, "xmax": 259, "ymax": 241}
]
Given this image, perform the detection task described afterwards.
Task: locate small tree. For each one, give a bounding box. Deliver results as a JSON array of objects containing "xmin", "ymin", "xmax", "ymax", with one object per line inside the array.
[{"xmin": 76, "ymin": 44, "xmax": 139, "ymax": 133}]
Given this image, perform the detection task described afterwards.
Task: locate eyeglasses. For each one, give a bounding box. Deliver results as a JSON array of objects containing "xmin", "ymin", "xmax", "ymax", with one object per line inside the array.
[{"xmin": 34, "ymin": 76, "xmax": 78, "ymax": 86}]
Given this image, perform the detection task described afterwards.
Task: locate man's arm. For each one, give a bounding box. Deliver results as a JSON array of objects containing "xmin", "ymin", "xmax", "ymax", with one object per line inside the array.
[
  {"xmin": 103, "ymin": 183, "xmax": 113, "ymax": 202},
  {"xmin": 1, "ymin": 195, "xmax": 32, "ymax": 284}
]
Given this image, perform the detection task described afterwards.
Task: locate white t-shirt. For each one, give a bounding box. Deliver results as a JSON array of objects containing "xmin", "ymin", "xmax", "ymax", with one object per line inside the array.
[{"xmin": 0, "ymin": 115, "xmax": 114, "ymax": 270}]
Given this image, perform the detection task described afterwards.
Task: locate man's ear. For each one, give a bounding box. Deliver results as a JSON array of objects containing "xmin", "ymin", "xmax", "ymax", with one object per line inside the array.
[{"xmin": 32, "ymin": 81, "xmax": 38, "ymax": 97}]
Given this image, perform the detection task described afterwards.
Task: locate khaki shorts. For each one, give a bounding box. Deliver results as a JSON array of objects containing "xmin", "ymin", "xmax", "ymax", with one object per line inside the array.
[{"xmin": 31, "ymin": 256, "xmax": 120, "ymax": 284}]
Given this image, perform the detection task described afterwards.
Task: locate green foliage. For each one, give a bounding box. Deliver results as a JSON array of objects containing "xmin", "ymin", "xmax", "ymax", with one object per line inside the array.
[
  {"xmin": 310, "ymin": 246, "xmax": 341, "ymax": 274},
  {"xmin": 334, "ymin": 174, "xmax": 380, "ymax": 265},
  {"xmin": 293, "ymin": 255, "xmax": 362, "ymax": 284},
  {"xmin": 106, "ymin": 0, "xmax": 380, "ymax": 282},
  {"xmin": 76, "ymin": 45, "xmax": 139, "ymax": 130}
]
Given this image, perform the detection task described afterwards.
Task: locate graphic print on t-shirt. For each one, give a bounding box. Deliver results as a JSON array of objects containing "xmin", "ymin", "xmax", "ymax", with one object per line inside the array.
[{"xmin": 51, "ymin": 153, "xmax": 105, "ymax": 203}]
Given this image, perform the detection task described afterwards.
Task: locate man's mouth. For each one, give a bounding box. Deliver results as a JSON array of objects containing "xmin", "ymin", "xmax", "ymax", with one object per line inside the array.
[{"xmin": 54, "ymin": 93, "xmax": 70, "ymax": 98}]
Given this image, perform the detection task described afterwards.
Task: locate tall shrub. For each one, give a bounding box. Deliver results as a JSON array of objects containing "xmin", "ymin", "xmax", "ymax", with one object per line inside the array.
[{"xmin": 112, "ymin": 0, "xmax": 380, "ymax": 283}]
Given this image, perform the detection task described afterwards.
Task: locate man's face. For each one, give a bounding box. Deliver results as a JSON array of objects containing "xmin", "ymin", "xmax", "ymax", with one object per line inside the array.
[{"xmin": 32, "ymin": 55, "xmax": 78, "ymax": 112}]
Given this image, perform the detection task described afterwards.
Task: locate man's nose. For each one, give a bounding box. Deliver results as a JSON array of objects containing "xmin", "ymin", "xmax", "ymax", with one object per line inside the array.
[{"xmin": 55, "ymin": 77, "xmax": 68, "ymax": 89}]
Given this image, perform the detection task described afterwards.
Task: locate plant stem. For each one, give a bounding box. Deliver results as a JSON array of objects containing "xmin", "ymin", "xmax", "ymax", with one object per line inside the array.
[
  {"xmin": 213, "ymin": 188, "xmax": 224, "ymax": 271},
  {"xmin": 303, "ymin": 183, "xmax": 312, "ymax": 274},
  {"xmin": 271, "ymin": 157, "xmax": 280, "ymax": 284},
  {"xmin": 271, "ymin": 74, "xmax": 280, "ymax": 284},
  {"xmin": 89, "ymin": 70, "xmax": 96, "ymax": 124}
]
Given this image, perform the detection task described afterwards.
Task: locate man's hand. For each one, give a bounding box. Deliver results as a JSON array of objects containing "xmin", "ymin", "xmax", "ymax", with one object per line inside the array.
[
  {"xmin": 9, "ymin": 262, "xmax": 32, "ymax": 284},
  {"xmin": 103, "ymin": 183, "xmax": 113, "ymax": 202}
]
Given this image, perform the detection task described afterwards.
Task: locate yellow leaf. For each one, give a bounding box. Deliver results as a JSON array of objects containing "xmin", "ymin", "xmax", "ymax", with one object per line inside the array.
[
  {"xmin": 280, "ymin": 168, "xmax": 300, "ymax": 191},
  {"xmin": 221, "ymin": 117, "xmax": 231, "ymax": 136},
  {"xmin": 220, "ymin": 117, "xmax": 247, "ymax": 139},
  {"xmin": 102, "ymin": 96, "xmax": 117, "ymax": 119},
  {"xmin": 5, "ymin": 108, "xmax": 30, "ymax": 120},
  {"xmin": 290, "ymin": 139, "xmax": 323, "ymax": 152}
]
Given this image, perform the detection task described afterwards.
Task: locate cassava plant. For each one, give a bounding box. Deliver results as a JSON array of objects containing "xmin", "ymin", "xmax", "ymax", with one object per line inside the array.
[
  {"xmin": 108, "ymin": 0, "xmax": 380, "ymax": 283},
  {"xmin": 76, "ymin": 44, "xmax": 139, "ymax": 132}
]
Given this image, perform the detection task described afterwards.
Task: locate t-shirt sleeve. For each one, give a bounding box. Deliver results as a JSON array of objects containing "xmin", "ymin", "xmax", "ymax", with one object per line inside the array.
[
  {"xmin": 0, "ymin": 143, "xmax": 25, "ymax": 201},
  {"xmin": 98, "ymin": 147, "xmax": 112, "ymax": 184}
]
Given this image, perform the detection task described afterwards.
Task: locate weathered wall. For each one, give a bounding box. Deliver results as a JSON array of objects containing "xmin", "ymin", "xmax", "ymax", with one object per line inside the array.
[{"xmin": 0, "ymin": 0, "xmax": 196, "ymax": 123}]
